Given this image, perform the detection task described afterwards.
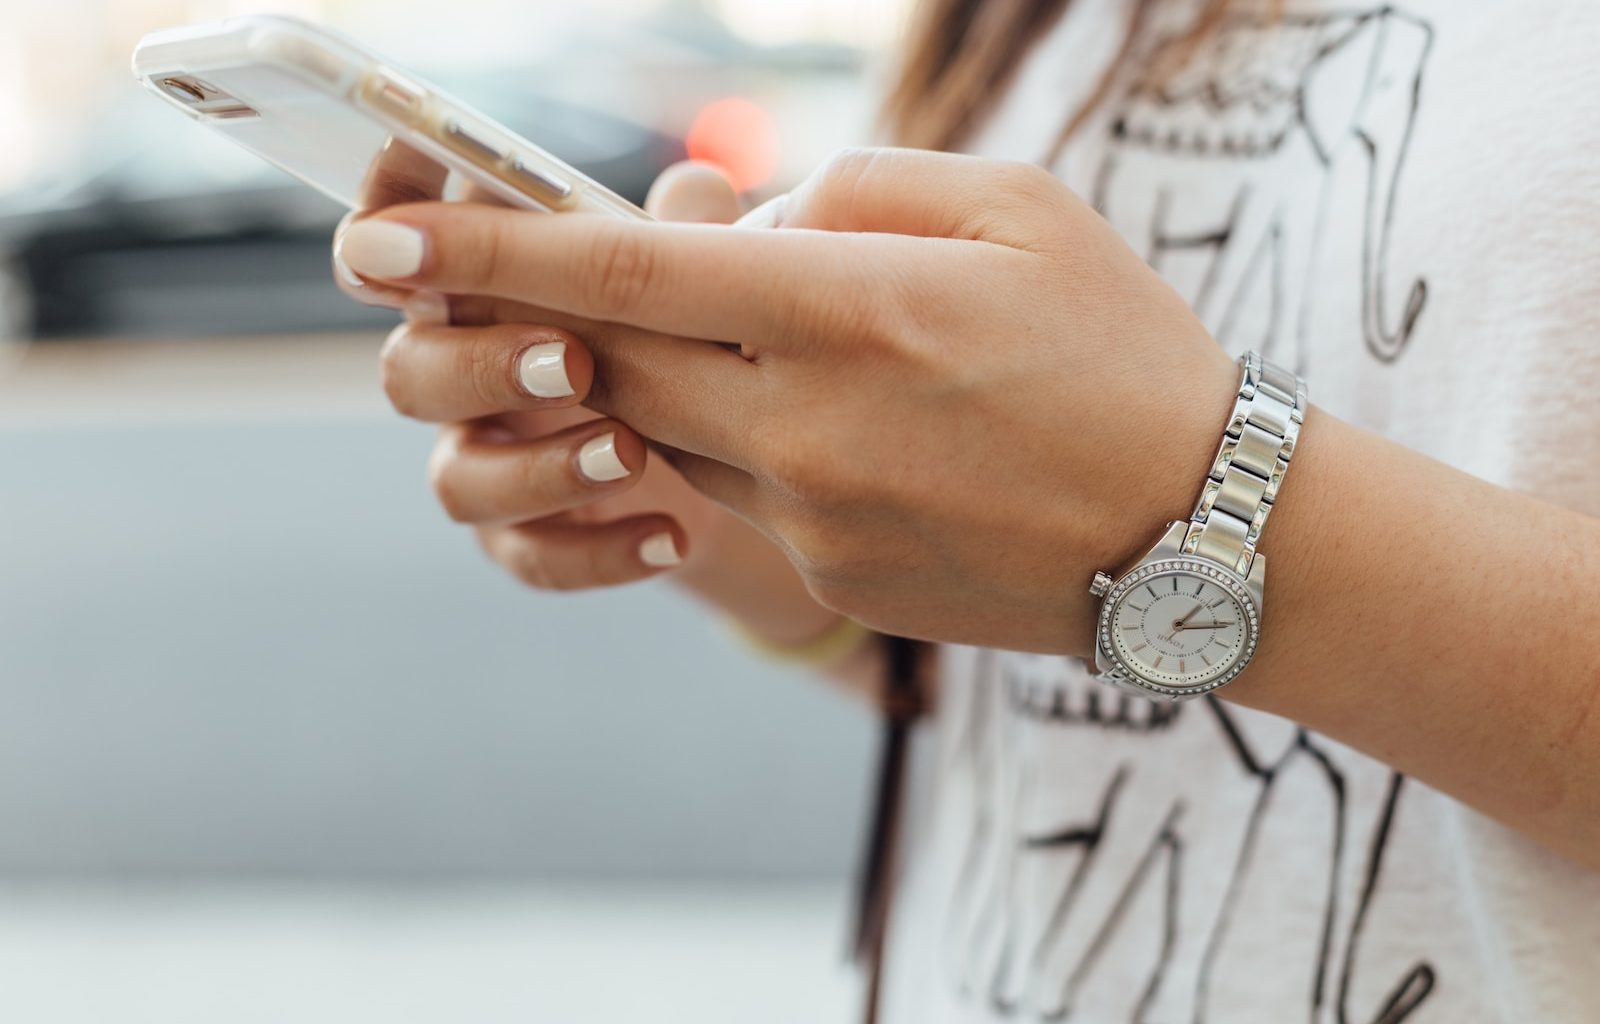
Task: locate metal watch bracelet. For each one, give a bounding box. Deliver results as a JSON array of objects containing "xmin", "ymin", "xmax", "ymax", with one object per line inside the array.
[
  {"xmin": 1091, "ymin": 351, "xmax": 1306, "ymax": 702},
  {"xmin": 1183, "ymin": 351, "xmax": 1306, "ymax": 576}
]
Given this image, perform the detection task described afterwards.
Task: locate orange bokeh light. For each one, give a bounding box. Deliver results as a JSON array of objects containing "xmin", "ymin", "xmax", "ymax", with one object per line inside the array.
[{"xmin": 684, "ymin": 96, "xmax": 780, "ymax": 193}]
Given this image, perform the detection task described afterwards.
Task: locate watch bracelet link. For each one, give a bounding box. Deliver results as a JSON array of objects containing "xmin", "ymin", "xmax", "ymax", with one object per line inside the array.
[{"xmin": 1182, "ymin": 351, "xmax": 1307, "ymax": 576}]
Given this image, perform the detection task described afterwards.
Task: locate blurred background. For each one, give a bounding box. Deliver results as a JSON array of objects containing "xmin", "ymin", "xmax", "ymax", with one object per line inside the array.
[{"xmin": 0, "ymin": 1, "xmax": 908, "ymax": 1020}]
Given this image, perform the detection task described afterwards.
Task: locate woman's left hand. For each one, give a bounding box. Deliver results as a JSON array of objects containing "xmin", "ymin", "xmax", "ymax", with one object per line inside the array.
[{"xmin": 337, "ymin": 147, "xmax": 1240, "ymax": 653}]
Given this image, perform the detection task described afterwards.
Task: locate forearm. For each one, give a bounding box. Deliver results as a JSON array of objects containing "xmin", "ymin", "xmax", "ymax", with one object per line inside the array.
[{"xmin": 1218, "ymin": 410, "xmax": 1600, "ymax": 868}]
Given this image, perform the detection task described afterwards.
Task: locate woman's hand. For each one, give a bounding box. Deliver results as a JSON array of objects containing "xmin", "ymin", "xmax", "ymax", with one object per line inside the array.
[
  {"xmin": 333, "ymin": 147, "xmax": 1600, "ymax": 872},
  {"xmin": 342, "ymin": 163, "xmax": 854, "ymax": 654},
  {"xmin": 334, "ymin": 147, "xmax": 1239, "ymax": 652}
]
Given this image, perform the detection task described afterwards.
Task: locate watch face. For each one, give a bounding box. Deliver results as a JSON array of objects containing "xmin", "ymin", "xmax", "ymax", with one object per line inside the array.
[{"xmin": 1099, "ymin": 561, "xmax": 1259, "ymax": 694}]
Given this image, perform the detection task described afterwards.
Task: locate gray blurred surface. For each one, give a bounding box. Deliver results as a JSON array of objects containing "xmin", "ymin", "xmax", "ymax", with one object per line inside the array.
[
  {"xmin": 0, "ymin": 879, "xmax": 859, "ymax": 1024},
  {"xmin": 0, "ymin": 412, "xmax": 874, "ymax": 878}
]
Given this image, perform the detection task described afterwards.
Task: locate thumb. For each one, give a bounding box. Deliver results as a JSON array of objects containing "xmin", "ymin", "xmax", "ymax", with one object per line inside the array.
[{"xmin": 644, "ymin": 161, "xmax": 742, "ymax": 224}]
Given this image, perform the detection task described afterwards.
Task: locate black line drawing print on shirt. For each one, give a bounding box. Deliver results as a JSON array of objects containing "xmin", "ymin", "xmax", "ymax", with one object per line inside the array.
[
  {"xmin": 1088, "ymin": 6, "xmax": 1433, "ymax": 368},
  {"xmin": 939, "ymin": 652, "xmax": 1436, "ymax": 1023}
]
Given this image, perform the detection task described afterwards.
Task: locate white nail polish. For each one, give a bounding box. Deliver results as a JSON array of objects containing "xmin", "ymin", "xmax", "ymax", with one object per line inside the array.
[
  {"xmin": 519, "ymin": 341, "xmax": 574, "ymax": 398},
  {"xmin": 577, "ymin": 432, "xmax": 629, "ymax": 482},
  {"xmin": 332, "ymin": 249, "xmax": 365, "ymax": 288},
  {"xmin": 337, "ymin": 220, "xmax": 425, "ymax": 278},
  {"xmin": 639, "ymin": 532, "xmax": 681, "ymax": 568},
  {"xmin": 405, "ymin": 290, "xmax": 450, "ymax": 326}
]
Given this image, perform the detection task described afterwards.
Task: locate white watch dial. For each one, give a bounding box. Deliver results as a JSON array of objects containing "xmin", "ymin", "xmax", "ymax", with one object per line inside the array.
[{"xmin": 1108, "ymin": 571, "xmax": 1250, "ymax": 689}]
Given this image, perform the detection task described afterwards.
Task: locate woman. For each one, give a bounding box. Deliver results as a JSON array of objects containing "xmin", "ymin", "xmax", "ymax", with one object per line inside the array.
[{"xmin": 331, "ymin": 0, "xmax": 1600, "ymax": 1019}]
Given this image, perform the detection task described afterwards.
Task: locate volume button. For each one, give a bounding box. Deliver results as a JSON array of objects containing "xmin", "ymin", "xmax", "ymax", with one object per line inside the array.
[{"xmin": 507, "ymin": 158, "xmax": 575, "ymax": 206}]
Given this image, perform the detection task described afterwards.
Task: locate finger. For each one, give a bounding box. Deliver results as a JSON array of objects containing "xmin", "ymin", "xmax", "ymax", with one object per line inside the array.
[
  {"xmin": 333, "ymin": 139, "xmax": 456, "ymax": 305},
  {"xmin": 381, "ymin": 322, "xmax": 592, "ymax": 422},
  {"xmin": 429, "ymin": 419, "xmax": 646, "ymax": 526},
  {"xmin": 781, "ymin": 147, "xmax": 1064, "ymax": 245},
  {"xmin": 333, "ymin": 211, "xmax": 414, "ymax": 308},
  {"xmin": 477, "ymin": 514, "xmax": 686, "ymax": 590},
  {"xmin": 358, "ymin": 137, "xmax": 452, "ymax": 208},
  {"xmin": 332, "ymin": 201, "xmax": 904, "ymax": 347},
  {"xmin": 645, "ymin": 162, "xmax": 741, "ymax": 224},
  {"xmin": 394, "ymin": 296, "xmax": 764, "ymax": 467}
]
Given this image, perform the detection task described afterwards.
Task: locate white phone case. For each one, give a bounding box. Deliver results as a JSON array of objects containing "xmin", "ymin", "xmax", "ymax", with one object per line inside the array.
[{"xmin": 132, "ymin": 15, "xmax": 650, "ymax": 219}]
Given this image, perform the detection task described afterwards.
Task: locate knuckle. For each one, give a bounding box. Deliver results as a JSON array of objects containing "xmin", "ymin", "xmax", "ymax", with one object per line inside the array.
[
  {"xmin": 997, "ymin": 160, "xmax": 1060, "ymax": 201},
  {"xmin": 379, "ymin": 326, "xmax": 421, "ymax": 418},
  {"xmin": 815, "ymin": 147, "xmax": 878, "ymax": 197},
  {"xmin": 475, "ymin": 215, "xmax": 515, "ymax": 290},
  {"xmin": 524, "ymin": 444, "xmax": 572, "ymax": 501},
  {"xmin": 427, "ymin": 448, "xmax": 472, "ymax": 523},
  {"xmin": 432, "ymin": 478, "xmax": 472, "ymax": 525},
  {"xmin": 510, "ymin": 544, "xmax": 557, "ymax": 590},
  {"xmin": 583, "ymin": 228, "xmax": 658, "ymax": 318},
  {"xmin": 832, "ymin": 274, "xmax": 897, "ymax": 341},
  {"xmin": 802, "ymin": 147, "xmax": 881, "ymax": 225},
  {"xmin": 462, "ymin": 335, "xmax": 509, "ymax": 411}
]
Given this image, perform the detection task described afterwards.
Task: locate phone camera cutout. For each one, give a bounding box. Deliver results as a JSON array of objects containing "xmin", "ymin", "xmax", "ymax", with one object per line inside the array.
[{"xmin": 159, "ymin": 77, "xmax": 207, "ymax": 103}]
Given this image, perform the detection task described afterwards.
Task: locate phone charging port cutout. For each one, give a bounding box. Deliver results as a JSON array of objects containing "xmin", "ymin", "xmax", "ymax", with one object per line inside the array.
[{"xmin": 367, "ymin": 68, "xmax": 423, "ymax": 117}]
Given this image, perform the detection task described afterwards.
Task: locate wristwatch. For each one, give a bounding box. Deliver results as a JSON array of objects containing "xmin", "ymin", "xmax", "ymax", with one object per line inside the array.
[{"xmin": 1088, "ymin": 351, "xmax": 1306, "ymax": 702}]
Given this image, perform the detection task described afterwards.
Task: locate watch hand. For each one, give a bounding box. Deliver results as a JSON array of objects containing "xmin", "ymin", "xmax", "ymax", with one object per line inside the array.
[
  {"xmin": 1175, "ymin": 601, "xmax": 1205, "ymax": 628},
  {"xmin": 1176, "ymin": 622, "xmax": 1236, "ymax": 630}
]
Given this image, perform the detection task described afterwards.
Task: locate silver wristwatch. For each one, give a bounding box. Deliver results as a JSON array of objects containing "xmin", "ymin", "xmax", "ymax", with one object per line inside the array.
[{"xmin": 1089, "ymin": 351, "xmax": 1306, "ymax": 702}]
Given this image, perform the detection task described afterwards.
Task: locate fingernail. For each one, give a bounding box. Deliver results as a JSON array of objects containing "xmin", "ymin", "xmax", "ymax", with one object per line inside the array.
[
  {"xmin": 519, "ymin": 341, "xmax": 574, "ymax": 398},
  {"xmin": 337, "ymin": 220, "xmax": 425, "ymax": 278},
  {"xmin": 639, "ymin": 531, "xmax": 681, "ymax": 568},
  {"xmin": 404, "ymin": 290, "xmax": 450, "ymax": 325},
  {"xmin": 577, "ymin": 431, "xmax": 629, "ymax": 482},
  {"xmin": 332, "ymin": 248, "xmax": 365, "ymax": 288}
]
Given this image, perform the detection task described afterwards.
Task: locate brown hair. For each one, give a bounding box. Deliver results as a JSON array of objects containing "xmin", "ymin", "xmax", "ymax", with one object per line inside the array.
[{"xmin": 880, "ymin": 0, "xmax": 1248, "ymax": 162}]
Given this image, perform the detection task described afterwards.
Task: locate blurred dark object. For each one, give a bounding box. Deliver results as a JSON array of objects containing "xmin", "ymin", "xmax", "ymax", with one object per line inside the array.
[{"xmin": 0, "ymin": 78, "xmax": 683, "ymax": 342}]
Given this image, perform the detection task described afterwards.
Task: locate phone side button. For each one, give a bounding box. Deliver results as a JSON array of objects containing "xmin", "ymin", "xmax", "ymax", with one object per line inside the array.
[
  {"xmin": 443, "ymin": 120, "xmax": 507, "ymax": 163},
  {"xmin": 507, "ymin": 160, "xmax": 575, "ymax": 208}
]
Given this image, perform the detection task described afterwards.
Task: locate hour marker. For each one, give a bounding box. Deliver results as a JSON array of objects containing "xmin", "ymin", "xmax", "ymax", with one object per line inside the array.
[
  {"xmin": 1193, "ymin": 581, "xmax": 1204, "ymax": 596},
  {"xmin": 1178, "ymin": 659, "xmax": 1186, "ymax": 674},
  {"xmin": 1200, "ymin": 654, "xmax": 1212, "ymax": 667},
  {"xmin": 1152, "ymin": 656, "xmax": 1164, "ymax": 669},
  {"xmin": 1208, "ymin": 599, "xmax": 1226, "ymax": 608},
  {"xmin": 1147, "ymin": 585, "xmax": 1159, "ymax": 600},
  {"xmin": 1129, "ymin": 603, "xmax": 1148, "ymax": 612},
  {"xmin": 1121, "ymin": 625, "xmax": 1139, "ymax": 631},
  {"xmin": 1172, "ymin": 578, "xmax": 1179, "ymax": 593},
  {"xmin": 1211, "ymin": 638, "xmax": 1228, "ymax": 649},
  {"xmin": 1132, "ymin": 643, "xmax": 1147, "ymax": 653}
]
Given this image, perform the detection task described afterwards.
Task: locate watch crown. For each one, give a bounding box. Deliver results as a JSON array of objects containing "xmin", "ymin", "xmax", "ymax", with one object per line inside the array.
[{"xmin": 1089, "ymin": 571, "xmax": 1114, "ymax": 598}]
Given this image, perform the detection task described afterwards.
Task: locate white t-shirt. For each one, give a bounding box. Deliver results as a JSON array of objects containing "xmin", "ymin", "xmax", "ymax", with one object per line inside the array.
[{"xmin": 879, "ymin": 1, "xmax": 1600, "ymax": 1021}]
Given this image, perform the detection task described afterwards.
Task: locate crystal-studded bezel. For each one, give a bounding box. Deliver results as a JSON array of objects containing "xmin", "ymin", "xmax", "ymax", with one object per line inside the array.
[{"xmin": 1096, "ymin": 558, "xmax": 1261, "ymax": 699}]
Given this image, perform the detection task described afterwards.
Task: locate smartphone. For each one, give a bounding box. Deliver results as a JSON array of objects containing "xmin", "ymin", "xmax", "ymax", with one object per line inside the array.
[{"xmin": 131, "ymin": 15, "xmax": 650, "ymax": 220}]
